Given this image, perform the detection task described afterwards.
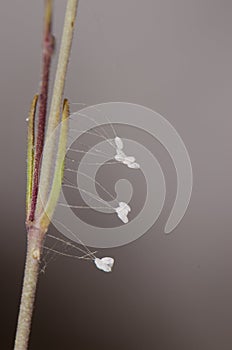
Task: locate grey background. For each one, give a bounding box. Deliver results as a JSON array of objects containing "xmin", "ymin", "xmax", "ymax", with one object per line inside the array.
[{"xmin": 1, "ymin": 0, "xmax": 232, "ymax": 349}]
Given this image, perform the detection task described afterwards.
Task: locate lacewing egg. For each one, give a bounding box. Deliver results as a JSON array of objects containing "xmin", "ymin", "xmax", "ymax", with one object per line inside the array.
[{"xmin": 94, "ymin": 257, "xmax": 114, "ymax": 272}]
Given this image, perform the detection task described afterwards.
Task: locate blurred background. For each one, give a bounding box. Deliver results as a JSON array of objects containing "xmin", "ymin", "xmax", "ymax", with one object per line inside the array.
[{"xmin": 1, "ymin": 1, "xmax": 232, "ymax": 349}]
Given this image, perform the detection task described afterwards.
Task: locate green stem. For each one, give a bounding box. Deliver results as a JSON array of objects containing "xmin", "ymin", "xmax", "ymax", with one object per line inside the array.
[
  {"xmin": 14, "ymin": 227, "xmax": 45, "ymax": 350},
  {"xmin": 14, "ymin": 1, "xmax": 79, "ymax": 348},
  {"xmin": 36, "ymin": 0, "xmax": 79, "ymax": 218}
]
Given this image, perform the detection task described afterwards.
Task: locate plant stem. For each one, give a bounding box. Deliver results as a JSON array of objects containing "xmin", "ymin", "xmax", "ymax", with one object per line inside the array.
[
  {"xmin": 37, "ymin": 0, "xmax": 79, "ymax": 218},
  {"xmin": 14, "ymin": 1, "xmax": 79, "ymax": 349},
  {"xmin": 29, "ymin": 0, "xmax": 54, "ymax": 222},
  {"xmin": 14, "ymin": 227, "xmax": 45, "ymax": 350}
]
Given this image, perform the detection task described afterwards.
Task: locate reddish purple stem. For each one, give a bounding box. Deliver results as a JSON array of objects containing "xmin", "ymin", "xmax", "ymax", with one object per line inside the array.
[{"xmin": 29, "ymin": 27, "xmax": 54, "ymax": 222}]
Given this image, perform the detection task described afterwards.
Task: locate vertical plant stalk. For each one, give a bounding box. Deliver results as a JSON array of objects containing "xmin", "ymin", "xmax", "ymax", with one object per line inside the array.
[
  {"xmin": 14, "ymin": 1, "xmax": 79, "ymax": 349},
  {"xmin": 37, "ymin": 0, "xmax": 79, "ymax": 218},
  {"xmin": 29, "ymin": 0, "xmax": 54, "ymax": 222},
  {"xmin": 14, "ymin": 226, "xmax": 45, "ymax": 350}
]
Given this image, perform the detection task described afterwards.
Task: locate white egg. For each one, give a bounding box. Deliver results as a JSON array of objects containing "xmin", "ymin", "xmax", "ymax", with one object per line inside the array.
[
  {"xmin": 114, "ymin": 137, "xmax": 124, "ymax": 150},
  {"xmin": 127, "ymin": 162, "xmax": 140, "ymax": 169},
  {"xmin": 94, "ymin": 257, "xmax": 114, "ymax": 272}
]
